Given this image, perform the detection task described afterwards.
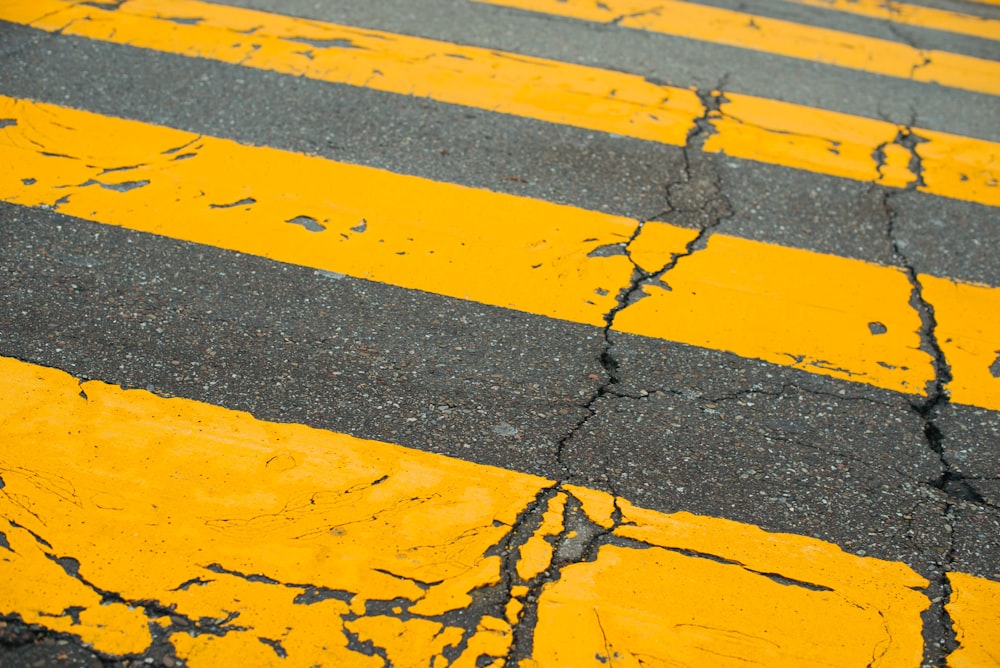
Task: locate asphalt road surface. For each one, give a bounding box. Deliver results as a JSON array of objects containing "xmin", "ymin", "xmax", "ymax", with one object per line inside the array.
[{"xmin": 1, "ymin": 0, "xmax": 999, "ymax": 666}]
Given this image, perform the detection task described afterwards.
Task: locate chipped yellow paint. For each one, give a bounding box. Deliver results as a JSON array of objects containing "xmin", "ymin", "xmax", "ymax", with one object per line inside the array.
[
  {"xmin": 3, "ymin": 1, "xmax": 1000, "ymax": 207},
  {"xmin": 613, "ymin": 233, "xmax": 936, "ymax": 395},
  {"xmin": 946, "ymin": 573, "xmax": 1000, "ymax": 668},
  {"xmin": 0, "ymin": 355, "xmax": 545, "ymax": 666},
  {"xmin": 705, "ymin": 93, "xmax": 1000, "ymax": 207},
  {"xmin": 0, "ymin": 95, "xmax": 647, "ymax": 328},
  {"xmin": 787, "ymin": 0, "xmax": 1000, "ymax": 42},
  {"xmin": 0, "ymin": 355, "xmax": 943, "ymax": 665},
  {"xmin": 4, "ymin": 95, "xmax": 1000, "ymax": 409},
  {"xmin": 915, "ymin": 127, "xmax": 1000, "ymax": 210},
  {"xmin": 515, "ymin": 492, "xmax": 566, "ymax": 581},
  {"xmin": 1, "ymin": 0, "xmax": 703, "ymax": 148},
  {"xmin": 921, "ymin": 275, "xmax": 1000, "ymax": 412},
  {"xmin": 533, "ymin": 495, "xmax": 931, "ymax": 667},
  {"xmin": 473, "ymin": 0, "xmax": 1000, "ymax": 96}
]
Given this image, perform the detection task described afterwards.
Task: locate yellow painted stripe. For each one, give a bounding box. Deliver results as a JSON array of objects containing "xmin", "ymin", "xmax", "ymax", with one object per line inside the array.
[
  {"xmin": 3, "ymin": 96, "xmax": 1000, "ymax": 410},
  {"xmin": 2, "ymin": 0, "xmax": 1000, "ymax": 208},
  {"xmin": 922, "ymin": 276, "xmax": 1000, "ymax": 411},
  {"xmin": 0, "ymin": 0, "xmax": 704, "ymax": 148},
  {"xmin": 788, "ymin": 0, "xmax": 1000, "ymax": 41},
  {"xmin": 0, "ymin": 95, "xmax": 657, "ymax": 329},
  {"xmin": 473, "ymin": 0, "xmax": 1000, "ymax": 96},
  {"xmin": 703, "ymin": 93, "xmax": 1000, "ymax": 209},
  {"xmin": 0, "ymin": 355, "xmax": 946, "ymax": 665},
  {"xmin": 946, "ymin": 573, "xmax": 1000, "ymax": 668}
]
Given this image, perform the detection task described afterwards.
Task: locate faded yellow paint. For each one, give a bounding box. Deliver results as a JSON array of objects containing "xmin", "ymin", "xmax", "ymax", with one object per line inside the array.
[
  {"xmin": 788, "ymin": 0, "xmax": 1000, "ymax": 41},
  {"xmin": 2, "ymin": 0, "xmax": 703, "ymax": 147},
  {"xmin": 946, "ymin": 573, "xmax": 1000, "ymax": 668},
  {"xmin": 704, "ymin": 93, "xmax": 1000, "ymax": 207},
  {"xmin": 473, "ymin": 0, "xmax": 1000, "ymax": 96},
  {"xmin": 0, "ymin": 95, "xmax": 646, "ymax": 328},
  {"xmin": 921, "ymin": 275, "xmax": 1000, "ymax": 412},
  {"xmin": 3, "ymin": 1, "xmax": 1000, "ymax": 207},
  {"xmin": 613, "ymin": 233, "xmax": 936, "ymax": 396},
  {"xmin": 0, "ymin": 355, "xmax": 942, "ymax": 665},
  {"xmin": 4, "ymin": 95, "xmax": 1000, "ymax": 410}
]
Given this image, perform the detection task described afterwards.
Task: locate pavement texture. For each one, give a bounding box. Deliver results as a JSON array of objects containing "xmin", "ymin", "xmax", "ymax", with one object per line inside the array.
[{"xmin": 0, "ymin": 0, "xmax": 998, "ymax": 665}]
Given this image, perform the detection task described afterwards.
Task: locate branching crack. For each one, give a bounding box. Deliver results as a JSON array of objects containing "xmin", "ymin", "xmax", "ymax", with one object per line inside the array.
[{"xmin": 555, "ymin": 83, "xmax": 733, "ymax": 473}]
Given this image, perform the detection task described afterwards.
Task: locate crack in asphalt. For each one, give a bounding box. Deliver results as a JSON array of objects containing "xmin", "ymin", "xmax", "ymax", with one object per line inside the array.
[{"xmin": 554, "ymin": 83, "xmax": 734, "ymax": 479}]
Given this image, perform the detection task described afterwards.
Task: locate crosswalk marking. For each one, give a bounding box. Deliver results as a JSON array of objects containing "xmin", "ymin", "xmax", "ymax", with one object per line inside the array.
[
  {"xmin": 472, "ymin": 0, "xmax": 1000, "ymax": 96},
  {"xmin": 0, "ymin": 355, "xmax": 947, "ymax": 667},
  {"xmin": 4, "ymin": 0, "xmax": 1000, "ymax": 208},
  {"xmin": 945, "ymin": 573, "xmax": 1000, "ymax": 668},
  {"xmin": 3, "ymin": 95, "xmax": 999, "ymax": 410},
  {"xmin": 785, "ymin": 0, "xmax": 1000, "ymax": 40}
]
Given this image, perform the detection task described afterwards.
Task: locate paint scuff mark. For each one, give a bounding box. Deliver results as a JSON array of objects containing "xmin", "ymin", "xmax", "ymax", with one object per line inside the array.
[
  {"xmin": 98, "ymin": 179, "xmax": 150, "ymax": 193},
  {"xmin": 210, "ymin": 197, "xmax": 257, "ymax": 209},
  {"xmin": 292, "ymin": 586, "xmax": 353, "ymax": 605},
  {"xmin": 285, "ymin": 215, "xmax": 325, "ymax": 232},
  {"xmin": 21, "ymin": 177, "xmax": 36, "ymax": 185},
  {"xmin": 587, "ymin": 243, "xmax": 628, "ymax": 258},
  {"xmin": 99, "ymin": 164, "xmax": 145, "ymax": 174},
  {"xmin": 258, "ymin": 636, "xmax": 288, "ymax": 658},
  {"xmin": 285, "ymin": 36, "xmax": 362, "ymax": 50},
  {"xmin": 990, "ymin": 352, "xmax": 1000, "ymax": 378},
  {"xmin": 351, "ymin": 219, "xmax": 367, "ymax": 233},
  {"xmin": 161, "ymin": 15, "xmax": 203, "ymax": 25},
  {"xmin": 868, "ymin": 321, "xmax": 888, "ymax": 335},
  {"xmin": 0, "ymin": 118, "xmax": 17, "ymax": 128},
  {"xmin": 172, "ymin": 576, "xmax": 214, "ymax": 591},
  {"xmin": 203, "ymin": 562, "xmax": 281, "ymax": 585},
  {"xmin": 161, "ymin": 137, "xmax": 201, "ymax": 155}
]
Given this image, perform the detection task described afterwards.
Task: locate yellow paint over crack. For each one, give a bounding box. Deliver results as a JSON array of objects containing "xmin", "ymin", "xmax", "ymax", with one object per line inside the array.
[
  {"xmin": 921, "ymin": 275, "xmax": 1000, "ymax": 412},
  {"xmin": 515, "ymin": 492, "xmax": 567, "ymax": 581},
  {"xmin": 346, "ymin": 617, "xmax": 463, "ymax": 668},
  {"xmin": 613, "ymin": 233, "xmax": 936, "ymax": 396},
  {"xmin": 0, "ymin": 355, "xmax": 954, "ymax": 666},
  {"xmin": 473, "ymin": 0, "xmax": 1000, "ymax": 96},
  {"xmin": 2, "ymin": 0, "xmax": 1000, "ymax": 206},
  {"xmin": 786, "ymin": 0, "xmax": 1000, "ymax": 42},
  {"xmin": 3, "ymin": 95, "xmax": 1000, "ymax": 410},
  {"xmin": 705, "ymin": 93, "xmax": 1000, "ymax": 207},
  {"xmin": 627, "ymin": 221, "xmax": 701, "ymax": 274},
  {"xmin": 534, "ymin": 494, "xmax": 931, "ymax": 667},
  {"xmin": 946, "ymin": 573, "xmax": 1000, "ymax": 668},
  {"xmin": 0, "ymin": 356, "xmax": 545, "ymax": 666}
]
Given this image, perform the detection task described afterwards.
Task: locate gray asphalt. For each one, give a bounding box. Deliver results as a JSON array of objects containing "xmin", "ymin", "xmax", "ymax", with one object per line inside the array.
[{"xmin": 1, "ymin": 0, "xmax": 998, "ymax": 665}]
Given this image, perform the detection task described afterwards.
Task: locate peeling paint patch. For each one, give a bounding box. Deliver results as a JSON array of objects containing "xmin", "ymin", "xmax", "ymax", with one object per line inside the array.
[
  {"xmin": 209, "ymin": 196, "xmax": 256, "ymax": 209},
  {"xmin": 284, "ymin": 215, "xmax": 325, "ymax": 232}
]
